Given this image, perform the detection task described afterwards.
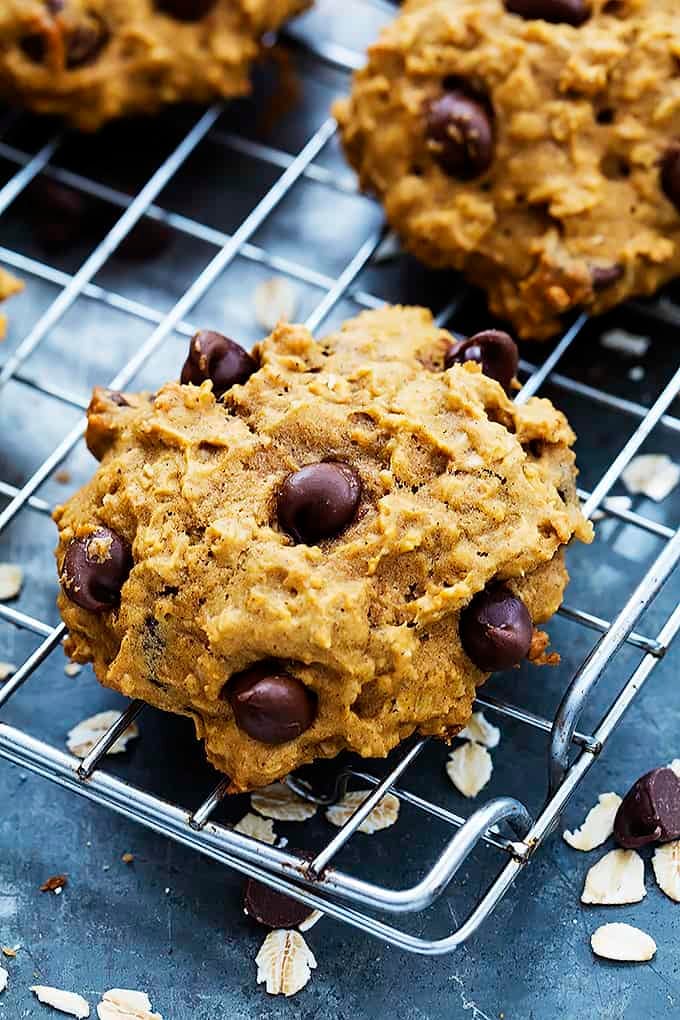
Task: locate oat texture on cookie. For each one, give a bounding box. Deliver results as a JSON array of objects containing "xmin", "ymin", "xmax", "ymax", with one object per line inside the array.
[
  {"xmin": 336, "ymin": 0, "xmax": 680, "ymax": 339},
  {"xmin": 0, "ymin": 0, "xmax": 309, "ymax": 130},
  {"xmin": 54, "ymin": 306, "xmax": 592, "ymax": 791}
]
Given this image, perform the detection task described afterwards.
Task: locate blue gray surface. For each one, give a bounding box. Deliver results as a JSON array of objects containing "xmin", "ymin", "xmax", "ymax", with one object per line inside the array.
[{"xmin": 0, "ymin": 2, "xmax": 679, "ymax": 1017}]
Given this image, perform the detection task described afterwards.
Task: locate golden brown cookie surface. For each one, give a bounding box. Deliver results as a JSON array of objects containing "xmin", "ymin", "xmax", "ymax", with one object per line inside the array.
[
  {"xmin": 336, "ymin": 0, "xmax": 680, "ymax": 339},
  {"xmin": 0, "ymin": 0, "xmax": 309, "ymax": 129},
  {"xmin": 54, "ymin": 306, "xmax": 592, "ymax": 791},
  {"xmin": 0, "ymin": 266, "xmax": 23, "ymax": 340}
]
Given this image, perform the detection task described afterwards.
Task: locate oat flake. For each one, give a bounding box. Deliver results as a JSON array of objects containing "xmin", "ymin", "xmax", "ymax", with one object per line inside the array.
[
  {"xmin": 458, "ymin": 710, "xmax": 500, "ymax": 748},
  {"xmin": 446, "ymin": 742, "xmax": 493, "ymax": 798},
  {"xmin": 31, "ymin": 985, "xmax": 90, "ymax": 1018},
  {"xmin": 253, "ymin": 277, "xmax": 298, "ymax": 332},
  {"xmin": 234, "ymin": 812, "xmax": 277, "ymax": 845},
  {"xmin": 65, "ymin": 662, "xmax": 83, "ymax": 677},
  {"xmin": 621, "ymin": 454, "xmax": 680, "ymax": 502},
  {"xmin": 98, "ymin": 988, "xmax": 162, "ymax": 1019},
  {"xmin": 652, "ymin": 840, "xmax": 680, "ymax": 903},
  {"xmin": 581, "ymin": 848, "xmax": 646, "ymax": 905},
  {"xmin": 600, "ymin": 329, "xmax": 650, "ymax": 358},
  {"xmin": 591, "ymin": 923, "xmax": 656, "ymax": 962},
  {"xmin": 251, "ymin": 783, "xmax": 317, "ymax": 822},
  {"xmin": 0, "ymin": 564, "xmax": 23, "ymax": 601},
  {"xmin": 66, "ymin": 711, "xmax": 139, "ymax": 758},
  {"xmin": 255, "ymin": 929, "xmax": 317, "ymax": 997},
  {"xmin": 325, "ymin": 790, "xmax": 400, "ymax": 833},
  {"xmin": 298, "ymin": 909, "xmax": 324, "ymax": 932},
  {"xmin": 0, "ymin": 967, "xmax": 7, "ymax": 993},
  {"xmin": 563, "ymin": 792, "xmax": 622, "ymax": 852},
  {"xmin": 0, "ymin": 662, "xmax": 15, "ymax": 682}
]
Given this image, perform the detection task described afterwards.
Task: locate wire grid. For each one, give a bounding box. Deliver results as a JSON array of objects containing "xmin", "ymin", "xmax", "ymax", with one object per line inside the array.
[{"xmin": 0, "ymin": 2, "xmax": 679, "ymax": 956}]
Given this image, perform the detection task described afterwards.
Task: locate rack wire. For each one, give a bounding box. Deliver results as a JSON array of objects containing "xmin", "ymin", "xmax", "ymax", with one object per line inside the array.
[{"xmin": 0, "ymin": 1, "xmax": 679, "ymax": 956}]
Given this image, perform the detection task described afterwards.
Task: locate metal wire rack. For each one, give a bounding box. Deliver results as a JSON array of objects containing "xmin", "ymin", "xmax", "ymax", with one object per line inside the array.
[{"xmin": 0, "ymin": 0, "xmax": 679, "ymax": 957}]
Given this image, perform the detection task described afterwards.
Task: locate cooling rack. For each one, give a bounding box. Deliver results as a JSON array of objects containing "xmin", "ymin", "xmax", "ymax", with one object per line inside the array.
[{"xmin": 0, "ymin": 0, "xmax": 679, "ymax": 957}]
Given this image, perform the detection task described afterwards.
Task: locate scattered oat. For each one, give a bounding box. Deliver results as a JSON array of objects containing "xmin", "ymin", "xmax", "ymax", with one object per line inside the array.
[
  {"xmin": 255, "ymin": 929, "xmax": 317, "ymax": 997},
  {"xmin": 234, "ymin": 812, "xmax": 277, "ymax": 845},
  {"xmin": 31, "ymin": 985, "xmax": 90, "ymax": 1018},
  {"xmin": 40, "ymin": 874, "xmax": 68, "ymax": 893},
  {"xmin": 591, "ymin": 922, "xmax": 656, "ymax": 962},
  {"xmin": 1, "ymin": 947, "xmax": 17, "ymax": 958},
  {"xmin": 581, "ymin": 848, "xmax": 646, "ymax": 905},
  {"xmin": 446, "ymin": 742, "xmax": 493, "ymax": 798},
  {"xmin": 652, "ymin": 840, "xmax": 680, "ymax": 902},
  {"xmin": 121, "ymin": 852, "xmax": 135, "ymax": 865},
  {"xmin": 591, "ymin": 496, "xmax": 633, "ymax": 522},
  {"xmin": 600, "ymin": 329, "xmax": 650, "ymax": 358},
  {"xmin": 628, "ymin": 365, "xmax": 645, "ymax": 382},
  {"xmin": 669, "ymin": 759, "xmax": 680, "ymax": 779},
  {"xmin": 298, "ymin": 909, "xmax": 324, "ymax": 932},
  {"xmin": 563, "ymin": 793, "xmax": 622, "ymax": 851},
  {"xmin": 66, "ymin": 711, "xmax": 139, "ymax": 758},
  {"xmin": 325, "ymin": 790, "xmax": 400, "ymax": 833},
  {"xmin": 459, "ymin": 711, "xmax": 501, "ymax": 749},
  {"xmin": 251, "ymin": 783, "xmax": 317, "ymax": 822},
  {"xmin": 64, "ymin": 662, "xmax": 83, "ymax": 677},
  {"xmin": 0, "ymin": 564, "xmax": 23, "ymax": 601},
  {"xmin": 0, "ymin": 967, "xmax": 7, "ymax": 993},
  {"xmin": 253, "ymin": 277, "xmax": 298, "ymax": 332},
  {"xmin": 621, "ymin": 454, "xmax": 680, "ymax": 502},
  {"xmin": 97, "ymin": 988, "xmax": 162, "ymax": 1019},
  {"xmin": 0, "ymin": 661, "xmax": 15, "ymax": 682}
]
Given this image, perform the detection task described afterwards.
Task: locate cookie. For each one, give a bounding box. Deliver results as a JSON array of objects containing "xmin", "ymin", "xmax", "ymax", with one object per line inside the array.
[
  {"xmin": 0, "ymin": 0, "xmax": 309, "ymax": 130},
  {"xmin": 0, "ymin": 266, "xmax": 23, "ymax": 339},
  {"xmin": 54, "ymin": 307, "xmax": 592, "ymax": 791},
  {"xmin": 335, "ymin": 0, "xmax": 680, "ymax": 339}
]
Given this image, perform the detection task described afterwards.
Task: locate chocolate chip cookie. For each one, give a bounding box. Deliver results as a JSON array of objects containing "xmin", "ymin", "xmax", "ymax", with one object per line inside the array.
[
  {"xmin": 0, "ymin": 0, "xmax": 309, "ymax": 130},
  {"xmin": 54, "ymin": 307, "xmax": 592, "ymax": 791},
  {"xmin": 0, "ymin": 266, "xmax": 23, "ymax": 339},
  {"xmin": 336, "ymin": 0, "xmax": 680, "ymax": 339}
]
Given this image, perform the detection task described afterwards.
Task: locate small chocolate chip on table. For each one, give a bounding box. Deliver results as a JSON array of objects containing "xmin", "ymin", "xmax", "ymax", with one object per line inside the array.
[
  {"xmin": 614, "ymin": 766, "xmax": 680, "ymax": 849},
  {"xmin": 227, "ymin": 662, "xmax": 317, "ymax": 745},
  {"xmin": 459, "ymin": 584, "xmax": 533, "ymax": 671},
  {"xmin": 445, "ymin": 329, "xmax": 519, "ymax": 392}
]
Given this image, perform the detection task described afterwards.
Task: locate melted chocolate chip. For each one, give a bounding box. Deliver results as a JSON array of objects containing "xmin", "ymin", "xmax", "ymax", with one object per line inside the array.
[
  {"xmin": 277, "ymin": 463, "xmax": 362, "ymax": 545},
  {"xmin": 504, "ymin": 0, "xmax": 590, "ymax": 25},
  {"xmin": 243, "ymin": 879, "xmax": 314, "ymax": 929},
  {"xmin": 425, "ymin": 88, "xmax": 494, "ymax": 179},
  {"xmin": 660, "ymin": 145, "xmax": 680, "ymax": 213},
  {"xmin": 106, "ymin": 390, "xmax": 130, "ymax": 407},
  {"xmin": 60, "ymin": 527, "xmax": 132, "ymax": 613},
  {"xmin": 155, "ymin": 0, "xmax": 218, "ymax": 20},
  {"xmin": 591, "ymin": 263, "xmax": 624, "ymax": 291},
  {"xmin": 459, "ymin": 584, "xmax": 533, "ymax": 671},
  {"xmin": 65, "ymin": 16, "xmax": 109, "ymax": 68},
  {"xmin": 614, "ymin": 767, "xmax": 680, "ymax": 849},
  {"xmin": 180, "ymin": 331, "xmax": 257, "ymax": 398},
  {"xmin": 227, "ymin": 663, "xmax": 317, "ymax": 745},
  {"xmin": 445, "ymin": 329, "xmax": 518, "ymax": 392}
]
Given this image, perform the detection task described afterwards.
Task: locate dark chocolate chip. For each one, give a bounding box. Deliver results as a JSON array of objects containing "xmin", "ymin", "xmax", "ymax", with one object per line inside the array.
[
  {"xmin": 277, "ymin": 463, "xmax": 362, "ymax": 545},
  {"xmin": 459, "ymin": 583, "xmax": 533, "ymax": 671},
  {"xmin": 65, "ymin": 16, "xmax": 109, "ymax": 68},
  {"xmin": 60, "ymin": 527, "xmax": 132, "ymax": 613},
  {"xmin": 20, "ymin": 33, "xmax": 48, "ymax": 63},
  {"xmin": 27, "ymin": 178, "xmax": 89, "ymax": 252},
  {"xmin": 614, "ymin": 767, "xmax": 680, "ymax": 849},
  {"xmin": 243, "ymin": 879, "xmax": 314, "ymax": 929},
  {"xmin": 504, "ymin": 0, "xmax": 590, "ymax": 25},
  {"xmin": 106, "ymin": 390, "xmax": 130, "ymax": 407},
  {"xmin": 660, "ymin": 145, "xmax": 680, "ymax": 213},
  {"xmin": 445, "ymin": 329, "xmax": 518, "ymax": 392},
  {"xmin": 180, "ymin": 330, "xmax": 257, "ymax": 398},
  {"xmin": 155, "ymin": 0, "xmax": 218, "ymax": 20},
  {"xmin": 115, "ymin": 217, "xmax": 173, "ymax": 262},
  {"xmin": 227, "ymin": 663, "xmax": 317, "ymax": 745},
  {"xmin": 47, "ymin": 0, "xmax": 65, "ymax": 12},
  {"xmin": 591, "ymin": 263, "xmax": 624, "ymax": 291},
  {"xmin": 425, "ymin": 88, "xmax": 494, "ymax": 180}
]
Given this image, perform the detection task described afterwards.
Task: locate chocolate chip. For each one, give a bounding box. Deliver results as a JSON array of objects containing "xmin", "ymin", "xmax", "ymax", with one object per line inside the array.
[
  {"xmin": 504, "ymin": 0, "xmax": 590, "ymax": 25},
  {"xmin": 445, "ymin": 329, "xmax": 518, "ymax": 392},
  {"xmin": 243, "ymin": 879, "xmax": 314, "ymax": 929},
  {"xmin": 20, "ymin": 34, "xmax": 48, "ymax": 63},
  {"xmin": 27, "ymin": 179, "xmax": 89, "ymax": 252},
  {"xmin": 106, "ymin": 390, "xmax": 129, "ymax": 407},
  {"xmin": 227, "ymin": 663, "xmax": 317, "ymax": 745},
  {"xmin": 277, "ymin": 463, "xmax": 362, "ymax": 545},
  {"xmin": 459, "ymin": 584, "xmax": 533, "ymax": 671},
  {"xmin": 591, "ymin": 263, "xmax": 624, "ymax": 291},
  {"xmin": 115, "ymin": 217, "xmax": 173, "ymax": 262},
  {"xmin": 65, "ymin": 16, "xmax": 109, "ymax": 68},
  {"xmin": 660, "ymin": 145, "xmax": 680, "ymax": 213},
  {"xmin": 47, "ymin": 0, "xmax": 65, "ymax": 12},
  {"xmin": 614, "ymin": 767, "xmax": 680, "ymax": 849},
  {"xmin": 155, "ymin": 0, "xmax": 218, "ymax": 20},
  {"xmin": 60, "ymin": 527, "xmax": 132, "ymax": 613},
  {"xmin": 180, "ymin": 331, "xmax": 257, "ymax": 398},
  {"xmin": 425, "ymin": 88, "xmax": 494, "ymax": 179}
]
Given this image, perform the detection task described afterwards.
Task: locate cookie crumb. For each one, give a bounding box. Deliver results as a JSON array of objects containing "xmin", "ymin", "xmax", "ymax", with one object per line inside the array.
[
  {"xmin": 121, "ymin": 852, "xmax": 135, "ymax": 865},
  {"xmin": 55, "ymin": 469, "xmax": 72, "ymax": 484},
  {"xmin": 40, "ymin": 874, "xmax": 68, "ymax": 893}
]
